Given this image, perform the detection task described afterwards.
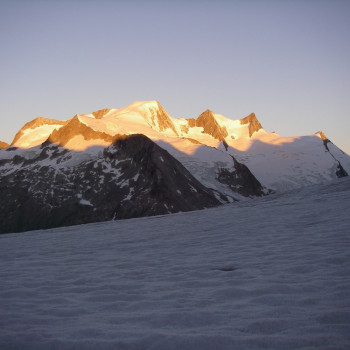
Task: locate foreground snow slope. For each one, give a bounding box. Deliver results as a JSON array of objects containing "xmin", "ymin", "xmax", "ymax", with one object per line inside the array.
[{"xmin": 1, "ymin": 178, "xmax": 350, "ymax": 350}]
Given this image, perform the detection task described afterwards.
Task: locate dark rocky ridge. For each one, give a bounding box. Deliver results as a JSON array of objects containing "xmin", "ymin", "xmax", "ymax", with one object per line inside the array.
[
  {"xmin": 217, "ymin": 156, "xmax": 267, "ymax": 197},
  {"xmin": 0, "ymin": 134, "xmax": 222, "ymax": 234},
  {"xmin": 318, "ymin": 132, "xmax": 348, "ymax": 178}
]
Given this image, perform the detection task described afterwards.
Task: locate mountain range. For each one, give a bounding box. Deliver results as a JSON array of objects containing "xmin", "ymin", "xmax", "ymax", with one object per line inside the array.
[{"xmin": 1, "ymin": 100, "xmax": 349, "ymax": 234}]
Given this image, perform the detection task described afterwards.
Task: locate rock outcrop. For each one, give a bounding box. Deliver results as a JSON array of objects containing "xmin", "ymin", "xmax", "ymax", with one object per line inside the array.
[
  {"xmin": 240, "ymin": 113, "xmax": 263, "ymax": 137},
  {"xmin": 217, "ymin": 155, "xmax": 266, "ymax": 197},
  {"xmin": 48, "ymin": 115, "xmax": 115, "ymax": 147},
  {"xmin": 92, "ymin": 109, "xmax": 111, "ymax": 119},
  {"xmin": 187, "ymin": 110, "xmax": 228, "ymax": 141},
  {"xmin": 316, "ymin": 132, "xmax": 348, "ymax": 178},
  {"xmin": 0, "ymin": 141, "xmax": 9, "ymax": 149}
]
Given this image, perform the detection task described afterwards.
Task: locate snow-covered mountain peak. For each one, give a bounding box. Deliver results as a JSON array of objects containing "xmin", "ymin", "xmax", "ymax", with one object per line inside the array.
[
  {"xmin": 11, "ymin": 117, "xmax": 67, "ymax": 148},
  {"xmin": 115, "ymin": 100, "xmax": 162, "ymax": 116},
  {"xmin": 111, "ymin": 100, "xmax": 179, "ymax": 136},
  {"xmin": 1, "ymin": 100, "xmax": 350, "ymax": 234}
]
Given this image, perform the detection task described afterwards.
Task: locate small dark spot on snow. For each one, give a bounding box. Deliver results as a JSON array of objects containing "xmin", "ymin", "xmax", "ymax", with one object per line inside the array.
[{"xmin": 213, "ymin": 266, "xmax": 236, "ymax": 272}]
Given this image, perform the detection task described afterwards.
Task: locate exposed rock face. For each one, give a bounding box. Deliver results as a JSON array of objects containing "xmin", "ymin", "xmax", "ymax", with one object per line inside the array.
[
  {"xmin": 187, "ymin": 110, "xmax": 228, "ymax": 141},
  {"xmin": 108, "ymin": 134, "xmax": 221, "ymax": 218},
  {"xmin": 216, "ymin": 155, "xmax": 266, "ymax": 197},
  {"xmin": 0, "ymin": 141, "xmax": 9, "ymax": 149},
  {"xmin": 317, "ymin": 132, "xmax": 349, "ymax": 178},
  {"xmin": 11, "ymin": 117, "xmax": 67, "ymax": 145},
  {"xmin": 318, "ymin": 131, "xmax": 328, "ymax": 141},
  {"xmin": 240, "ymin": 113, "xmax": 263, "ymax": 137},
  {"xmin": 317, "ymin": 131, "xmax": 332, "ymax": 152},
  {"xmin": 48, "ymin": 115, "xmax": 115, "ymax": 147},
  {"xmin": 0, "ymin": 134, "xmax": 221, "ymax": 234},
  {"xmin": 92, "ymin": 109, "xmax": 111, "ymax": 119},
  {"xmin": 336, "ymin": 163, "xmax": 348, "ymax": 178}
]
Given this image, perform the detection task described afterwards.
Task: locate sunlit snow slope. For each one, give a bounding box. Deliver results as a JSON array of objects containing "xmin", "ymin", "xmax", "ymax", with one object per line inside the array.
[
  {"xmin": 1, "ymin": 100, "xmax": 349, "ymax": 233},
  {"xmin": 1, "ymin": 177, "xmax": 349, "ymax": 350},
  {"xmin": 6, "ymin": 100, "xmax": 349, "ymax": 193}
]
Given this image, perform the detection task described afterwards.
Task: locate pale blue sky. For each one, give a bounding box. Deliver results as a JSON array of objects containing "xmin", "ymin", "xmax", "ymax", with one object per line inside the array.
[{"xmin": 1, "ymin": 0, "xmax": 349, "ymax": 154}]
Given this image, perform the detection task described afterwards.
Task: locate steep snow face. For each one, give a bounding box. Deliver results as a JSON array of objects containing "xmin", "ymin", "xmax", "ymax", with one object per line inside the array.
[{"xmin": 136, "ymin": 101, "xmax": 179, "ymax": 136}]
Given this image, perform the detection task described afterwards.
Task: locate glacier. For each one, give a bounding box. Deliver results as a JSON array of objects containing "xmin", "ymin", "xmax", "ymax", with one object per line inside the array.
[{"xmin": 0, "ymin": 177, "xmax": 349, "ymax": 349}]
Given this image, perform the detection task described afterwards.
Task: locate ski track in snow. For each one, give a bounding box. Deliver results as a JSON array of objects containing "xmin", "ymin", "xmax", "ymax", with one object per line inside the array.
[{"xmin": 1, "ymin": 178, "xmax": 350, "ymax": 349}]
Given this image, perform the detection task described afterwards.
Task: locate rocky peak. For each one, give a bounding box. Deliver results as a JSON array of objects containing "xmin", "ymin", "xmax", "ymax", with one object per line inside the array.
[
  {"xmin": 187, "ymin": 109, "xmax": 228, "ymax": 141},
  {"xmin": 0, "ymin": 141, "xmax": 9, "ymax": 149},
  {"xmin": 92, "ymin": 109, "xmax": 111, "ymax": 119},
  {"xmin": 317, "ymin": 131, "xmax": 328, "ymax": 141},
  {"xmin": 315, "ymin": 131, "xmax": 332, "ymax": 152},
  {"xmin": 48, "ymin": 115, "xmax": 114, "ymax": 147},
  {"xmin": 240, "ymin": 113, "xmax": 263, "ymax": 137}
]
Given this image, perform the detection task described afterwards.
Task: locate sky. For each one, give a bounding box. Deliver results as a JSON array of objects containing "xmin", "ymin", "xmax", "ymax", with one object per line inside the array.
[{"xmin": 1, "ymin": 0, "xmax": 349, "ymax": 154}]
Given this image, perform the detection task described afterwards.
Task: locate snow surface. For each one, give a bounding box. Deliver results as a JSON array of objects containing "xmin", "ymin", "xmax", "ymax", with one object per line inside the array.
[
  {"xmin": 228, "ymin": 133, "xmax": 350, "ymax": 192},
  {"xmin": 13, "ymin": 124, "xmax": 65, "ymax": 148},
  {"xmin": 1, "ymin": 178, "xmax": 350, "ymax": 349}
]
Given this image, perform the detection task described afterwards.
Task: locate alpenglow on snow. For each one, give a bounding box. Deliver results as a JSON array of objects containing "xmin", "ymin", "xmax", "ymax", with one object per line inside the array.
[{"xmin": 0, "ymin": 100, "xmax": 349, "ymax": 233}]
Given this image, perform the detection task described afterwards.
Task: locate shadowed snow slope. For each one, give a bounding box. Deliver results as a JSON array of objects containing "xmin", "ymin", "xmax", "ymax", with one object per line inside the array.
[{"xmin": 0, "ymin": 177, "xmax": 349, "ymax": 349}]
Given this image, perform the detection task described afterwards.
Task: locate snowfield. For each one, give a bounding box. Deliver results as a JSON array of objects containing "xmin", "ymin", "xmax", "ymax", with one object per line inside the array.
[{"xmin": 1, "ymin": 178, "xmax": 350, "ymax": 350}]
